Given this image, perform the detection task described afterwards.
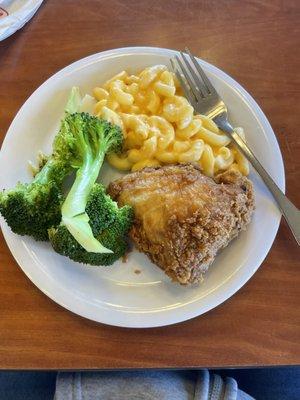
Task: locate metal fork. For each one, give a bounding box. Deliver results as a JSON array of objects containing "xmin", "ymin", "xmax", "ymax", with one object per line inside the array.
[{"xmin": 171, "ymin": 48, "xmax": 300, "ymax": 245}]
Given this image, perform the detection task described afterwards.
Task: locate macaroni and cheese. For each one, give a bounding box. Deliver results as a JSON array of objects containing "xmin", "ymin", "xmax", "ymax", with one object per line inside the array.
[{"xmin": 92, "ymin": 65, "xmax": 249, "ymax": 177}]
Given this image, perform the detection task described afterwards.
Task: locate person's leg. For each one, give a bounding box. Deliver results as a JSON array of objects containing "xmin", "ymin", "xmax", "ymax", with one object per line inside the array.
[
  {"xmin": 195, "ymin": 370, "xmax": 254, "ymax": 400},
  {"xmin": 55, "ymin": 369, "xmax": 255, "ymax": 400},
  {"xmin": 55, "ymin": 370, "xmax": 196, "ymax": 400}
]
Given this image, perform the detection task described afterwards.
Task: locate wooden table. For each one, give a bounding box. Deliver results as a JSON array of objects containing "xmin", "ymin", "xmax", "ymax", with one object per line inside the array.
[{"xmin": 0, "ymin": 0, "xmax": 299, "ymax": 370}]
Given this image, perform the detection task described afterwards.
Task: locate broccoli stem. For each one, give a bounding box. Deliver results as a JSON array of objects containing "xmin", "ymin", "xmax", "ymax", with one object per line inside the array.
[
  {"xmin": 33, "ymin": 157, "xmax": 68, "ymax": 186},
  {"xmin": 33, "ymin": 158, "xmax": 56, "ymax": 184},
  {"xmin": 61, "ymin": 148, "xmax": 105, "ymax": 218},
  {"xmin": 50, "ymin": 113, "xmax": 124, "ymax": 254},
  {"xmin": 60, "ymin": 136, "xmax": 112, "ymax": 253}
]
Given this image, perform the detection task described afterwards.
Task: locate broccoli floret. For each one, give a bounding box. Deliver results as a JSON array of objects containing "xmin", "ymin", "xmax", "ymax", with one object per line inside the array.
[
  {"xmin": 93, "ymin": 204, "xmax": 134, "ymax": 265},
  {"xmin": 0, "ymin": 89, "xmax": 132, "ymax": 266},
  {"xmin": 0, "ymin": 89, "xmax": 91, "ymax": 240},
  {"xmin": 85, "ymin": 184, "xmax": 119, "ymax": 234},
  {"xmin": 58, "ymin": 113, "xmax": 124, "ymax": 253},
  {"xmin": 0, "ymin": 157, "xmax": 70, "ymax": 240},
  {"xmin": 49, "ymin": 183, "xmax": 133, "ymax": 266}
]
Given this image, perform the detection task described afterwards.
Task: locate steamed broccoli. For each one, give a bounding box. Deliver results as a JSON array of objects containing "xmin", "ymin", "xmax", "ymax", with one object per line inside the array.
[
  {"xmin": 51, "ymin": 112, "xmax": 124, "ymax": 254},
  {"xmin": 0, "ymin": 115, "xmax": 80, "ymax": 240},
  {"xmin": 1, "ymin": 87, "xmax": 134, "ymax": 267},
  {"xmin": 0, "ymin": 87, "xmax": 89, "ymax": 240},
  {"xmin": 48, "ymin": 183, "xmax": 133, "ymax": 265},
  {"xmin": 0, "ymin": 159, "xmax": 68, "ymax": 240}
]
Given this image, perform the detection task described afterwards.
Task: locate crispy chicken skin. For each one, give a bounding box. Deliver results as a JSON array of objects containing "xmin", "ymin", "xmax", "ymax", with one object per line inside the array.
[{"xmin": 108, "ymin": 164, "xmax": 254, "ymax": 284}]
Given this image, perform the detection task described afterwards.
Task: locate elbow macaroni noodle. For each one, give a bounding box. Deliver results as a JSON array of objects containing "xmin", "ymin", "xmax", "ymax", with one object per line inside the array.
[{"xmin": 92, "ymin": 65, "xmax": 249, "ymax": 176}]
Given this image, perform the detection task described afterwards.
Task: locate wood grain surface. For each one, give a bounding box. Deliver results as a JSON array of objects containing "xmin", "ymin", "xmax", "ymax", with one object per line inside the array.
[{"xmin": 0, "ymin": 0, "xmax": 299, "ymax": 370}]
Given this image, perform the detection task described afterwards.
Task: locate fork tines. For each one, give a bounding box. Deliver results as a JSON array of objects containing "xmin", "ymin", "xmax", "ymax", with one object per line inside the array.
[{"xmin": 171, "ymin": 47, "xmax": 216, "ymax": 104}]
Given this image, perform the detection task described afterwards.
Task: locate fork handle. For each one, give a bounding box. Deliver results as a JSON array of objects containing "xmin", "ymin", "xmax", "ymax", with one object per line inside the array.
[{"xmin": 214, "ymin": 115, "xmax": 300, "ymax": 246}]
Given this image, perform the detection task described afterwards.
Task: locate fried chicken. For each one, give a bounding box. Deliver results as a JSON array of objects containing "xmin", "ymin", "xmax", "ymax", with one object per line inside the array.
[{"xmin": 108, "ymin": 164, "xmax": 254, "ymax": 284}]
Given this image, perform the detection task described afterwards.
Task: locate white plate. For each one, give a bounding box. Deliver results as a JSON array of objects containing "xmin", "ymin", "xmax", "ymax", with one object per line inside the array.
[
  {"xmin": 0, "ymin": 47, "xmax": 284, "ymax": 328},
  {"xmin": 0, "ymin": 0, "xmax": 43, "ymax": 41}
]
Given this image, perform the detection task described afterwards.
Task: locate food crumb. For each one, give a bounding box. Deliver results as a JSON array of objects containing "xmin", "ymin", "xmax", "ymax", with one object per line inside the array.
[
  {"xmin": 122, "ymin": 253, "xmax": 129, "ymax": 263},
  {"xmin": 134, "ymin": 269, "xmax": 141, "ymax": 275}
]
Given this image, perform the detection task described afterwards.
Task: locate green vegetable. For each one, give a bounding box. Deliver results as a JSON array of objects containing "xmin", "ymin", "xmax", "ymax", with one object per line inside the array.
[
  {"xmin": 49, "ymin": 183, "xmax": 133, "ymax": 265},
  {"xmin": 0, "ymin": 159, "xmax": 67, "ymax": 240},
  {"xmin": 65, "ymin": 86, "xmax": 96, "ymax": 114},
  {"xmin": 65, "ymin": 86, "xmax": 83, "ymax": 114},
  {"xmin": 52, "ymin": 112, "xmax": 124, "ymax": 254},
  {"xmin": 1, "ymin": 87, "xmax": 133, "ymax": 267},
  {"xmin": 0, "ymin": 87, "xmax": 90, "ymax": 240}
]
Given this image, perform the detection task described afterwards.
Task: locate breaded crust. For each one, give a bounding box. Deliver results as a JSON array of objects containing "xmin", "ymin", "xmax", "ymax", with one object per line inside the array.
[{"xmin": 108, "ymin": 164, "xmax": 254, "ymax": 284}]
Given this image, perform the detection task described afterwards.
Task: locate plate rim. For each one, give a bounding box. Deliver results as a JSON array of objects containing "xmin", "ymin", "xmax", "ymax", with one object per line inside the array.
[
  {"xmin": 0, "ymin": 46, "xmax": 285, "ymax": 327},
  {"xmin": 0, "ymin": 0, "xmax": 44, "ymax": 41}
]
